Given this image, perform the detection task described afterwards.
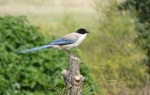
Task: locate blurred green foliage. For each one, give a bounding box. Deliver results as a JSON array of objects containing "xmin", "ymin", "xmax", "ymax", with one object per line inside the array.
[
  {"xmin": 82, "ymin": 0, "xmax": 149, "ymax": 94},
  {"xmin": 0, "ymin": 16, "xmax": 93, "ymax": 95},
  {"xmin": 119, "ymin": 0, "xmax": 150, "ymax": 73}
]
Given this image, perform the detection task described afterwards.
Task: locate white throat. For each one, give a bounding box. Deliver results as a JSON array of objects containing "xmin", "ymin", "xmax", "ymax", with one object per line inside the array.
[{"xmin": 73, "ymin": 33, "xmax": 87, "ymax": 47}]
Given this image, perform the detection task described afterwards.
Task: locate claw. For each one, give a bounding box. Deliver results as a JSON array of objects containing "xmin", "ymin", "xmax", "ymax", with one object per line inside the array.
[{"xmin": 64, "ymin": 49, "xmax": 75, "ymax": 57}]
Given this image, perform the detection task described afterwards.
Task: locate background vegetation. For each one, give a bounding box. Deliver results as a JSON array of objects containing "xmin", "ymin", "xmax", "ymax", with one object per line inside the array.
[
  {"xmin": 0, "ymin": 0, "xmax": 149, "ymax": 95},
  {"xmin": 119, "ymin": 0, "xmax": 150, "ymax": 74}
]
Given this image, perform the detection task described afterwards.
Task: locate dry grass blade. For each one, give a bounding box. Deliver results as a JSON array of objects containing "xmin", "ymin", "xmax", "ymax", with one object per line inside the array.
[
  {"xmin": 58, "ymin": 87, "xmax": 66, "ymax": 95},
  {"xmin": 82, "ymin": 84, "xmax": 97, "ymax": 94}
]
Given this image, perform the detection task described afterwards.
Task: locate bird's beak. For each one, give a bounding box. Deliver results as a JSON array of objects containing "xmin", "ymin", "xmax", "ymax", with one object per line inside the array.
[{"xmin": 87, "ymin": 31, "xmax": 89, "ymax": 33}]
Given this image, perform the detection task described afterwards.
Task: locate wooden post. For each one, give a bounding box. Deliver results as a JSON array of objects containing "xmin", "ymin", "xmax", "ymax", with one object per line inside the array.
[{"xmin": 61, "ymin": 54, "xmax": 84, "ymax": 95}]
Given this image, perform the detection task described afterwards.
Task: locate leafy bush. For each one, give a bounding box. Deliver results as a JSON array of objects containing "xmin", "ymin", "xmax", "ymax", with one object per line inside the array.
[
  {"xmin": 86, "ymin": 0, "xmax": 148, "ymax": 94},
  {"xmin": 119, "ymin": 0, "xmax": 150, "ymax": 73},
  {"xmin": 0, "ymin": 16, "xmax": 93, "ymax": 95}
]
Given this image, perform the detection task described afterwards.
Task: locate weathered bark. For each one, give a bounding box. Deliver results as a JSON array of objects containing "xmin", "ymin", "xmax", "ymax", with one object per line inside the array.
[{"xmin": 61, "ymin": 54, "xmax": 84, "ymax": 95}]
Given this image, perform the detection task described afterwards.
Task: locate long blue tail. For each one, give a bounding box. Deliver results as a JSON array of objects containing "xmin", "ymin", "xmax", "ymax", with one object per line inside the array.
[{"xmin": 16, "ymin": 44, "xmax": 53, "ymax": 54}]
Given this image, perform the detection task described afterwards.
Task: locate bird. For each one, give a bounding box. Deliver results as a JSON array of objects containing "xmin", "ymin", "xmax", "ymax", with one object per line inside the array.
[{"xmin": 17, "ymin": 28, "xmax": 89, "ymax": 54}]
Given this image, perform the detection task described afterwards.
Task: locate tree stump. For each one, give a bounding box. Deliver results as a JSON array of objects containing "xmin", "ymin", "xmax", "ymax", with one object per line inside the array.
[{"xmin": 61, "ymin": 54, "xmax": 84, "ymax": 95}]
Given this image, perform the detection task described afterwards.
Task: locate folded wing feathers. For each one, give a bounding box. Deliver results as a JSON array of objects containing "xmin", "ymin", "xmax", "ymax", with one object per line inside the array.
[{"xmin": 50, "ymin": 38, "xmax": 77, "ymax": 45}]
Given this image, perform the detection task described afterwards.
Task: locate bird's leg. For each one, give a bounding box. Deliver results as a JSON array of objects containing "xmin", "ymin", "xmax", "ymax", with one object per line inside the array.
[{"xmin": 64, "ymin": 49, "xmax": 73, "ymax": 56}]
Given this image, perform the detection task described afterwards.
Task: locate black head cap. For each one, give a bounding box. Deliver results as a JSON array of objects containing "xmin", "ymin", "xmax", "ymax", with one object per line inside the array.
[{"xmin": 76, "ymin": 28, "xmax": 89, "ymax": 34}]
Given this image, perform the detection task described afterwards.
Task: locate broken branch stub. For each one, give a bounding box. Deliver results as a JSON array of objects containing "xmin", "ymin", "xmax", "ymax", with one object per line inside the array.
[{"xmin": 61, "ymin": 55, "xmax": 84, "ymax": 95}]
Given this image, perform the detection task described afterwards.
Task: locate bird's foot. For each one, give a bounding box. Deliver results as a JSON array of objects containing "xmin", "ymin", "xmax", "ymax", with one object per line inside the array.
[
  {"xmin": 68, "ymin": 52, "xmax": 76, "ymax": 57},
  {"xmin": 64, "ymin": 49, "xmax": 76, "ymax": 57}
]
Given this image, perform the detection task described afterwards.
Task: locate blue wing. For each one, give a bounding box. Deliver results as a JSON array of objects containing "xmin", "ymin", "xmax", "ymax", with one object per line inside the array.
[{"xmin": 50, "ymin": 38, "xmax": 77, "ymax": 45}]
